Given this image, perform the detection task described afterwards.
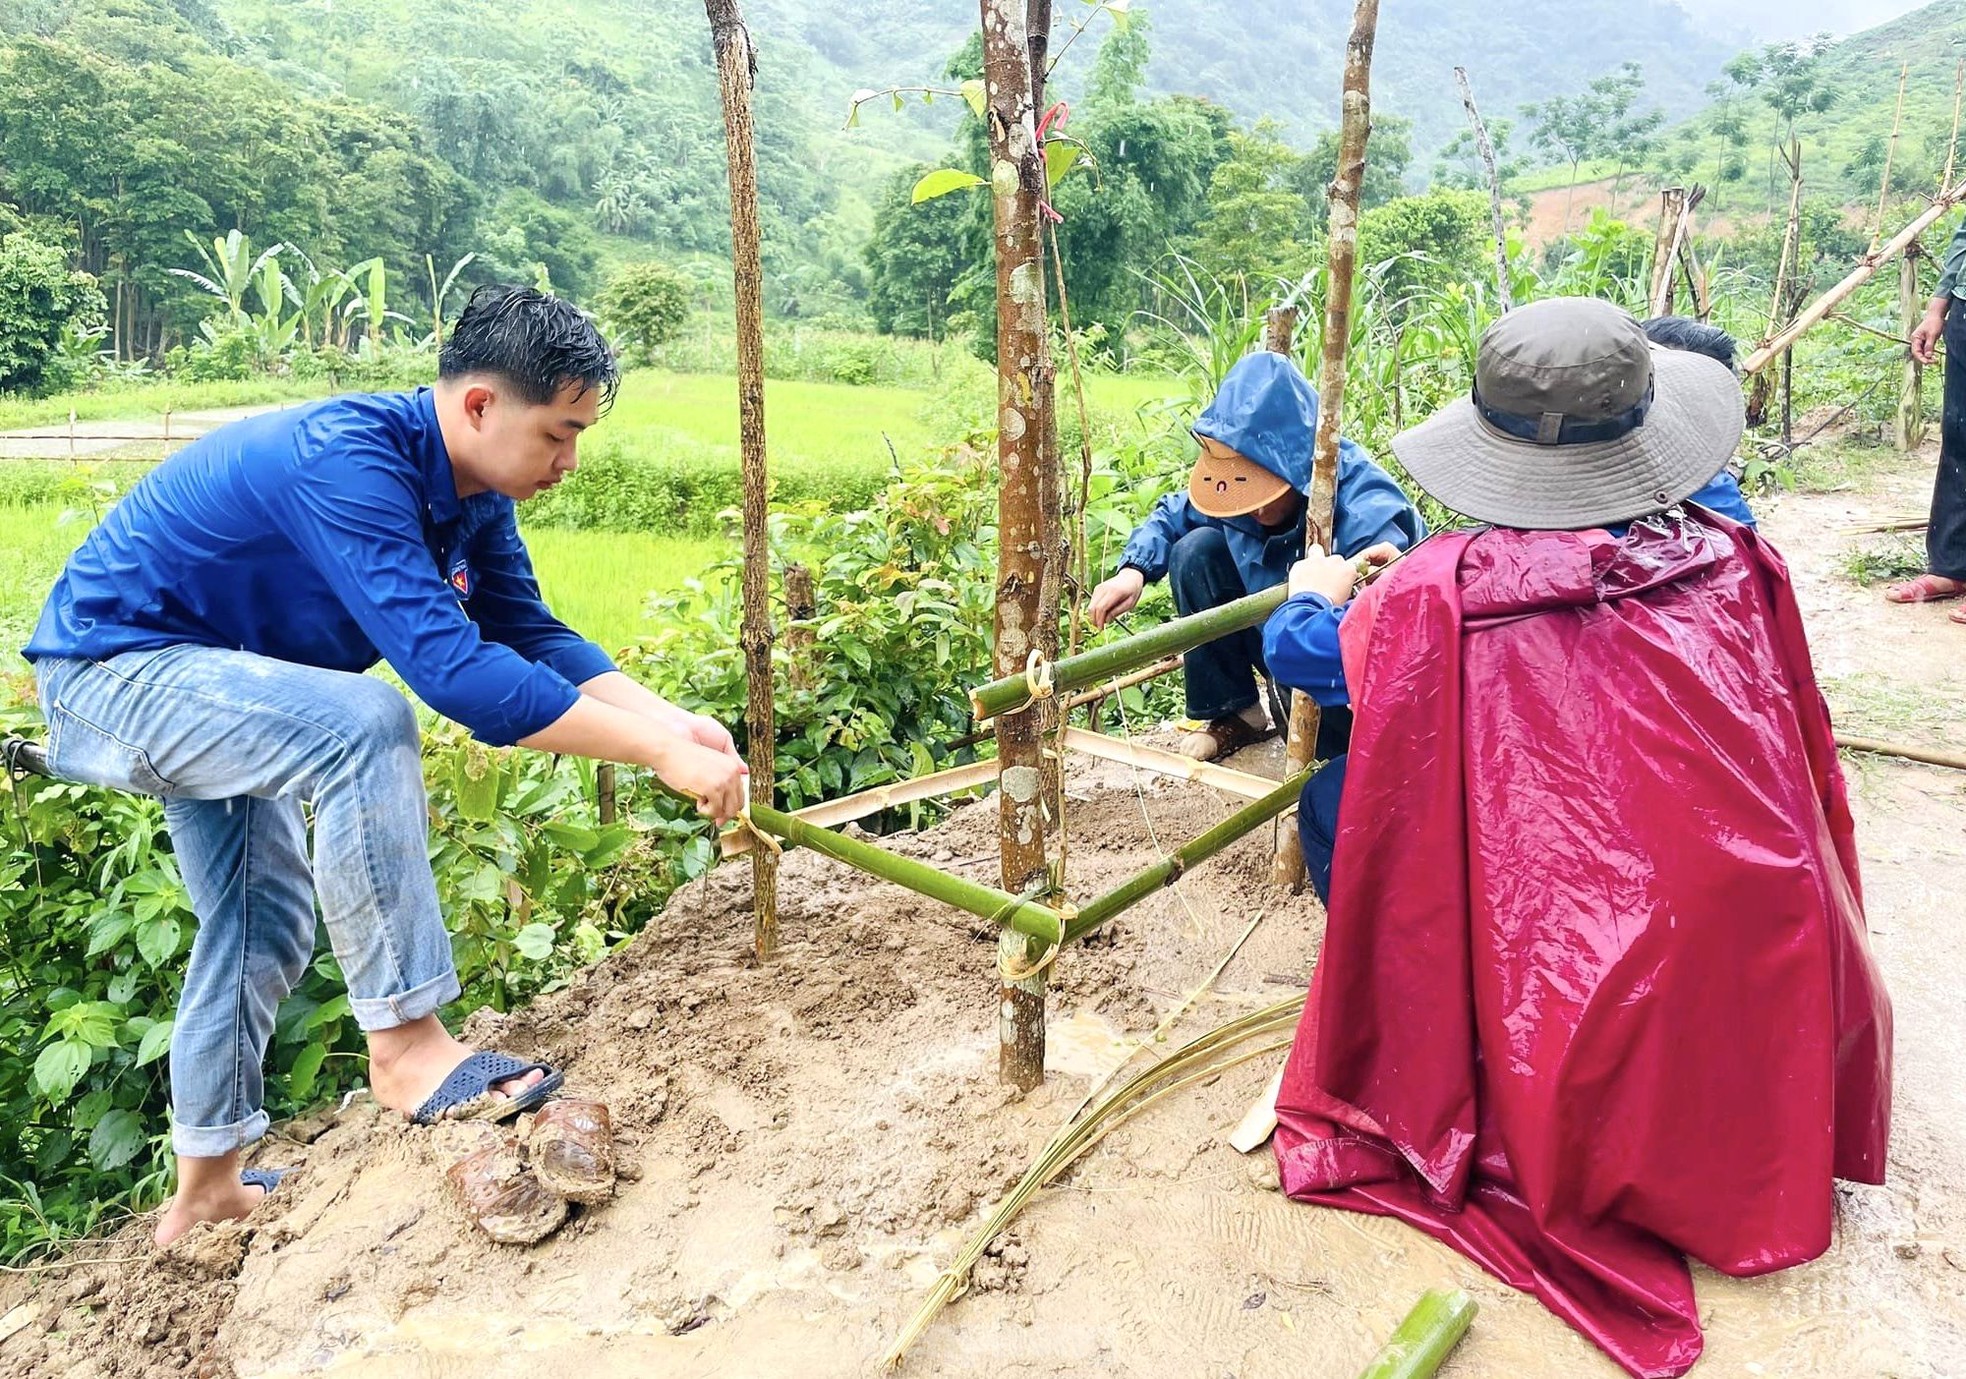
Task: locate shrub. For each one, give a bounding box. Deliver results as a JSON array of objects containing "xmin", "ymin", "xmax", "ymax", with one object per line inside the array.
[
  {"xmin": 597, "ymin": 261, "xmax": 694, "ymax": 366},
  {"xmin": 0, "ymin": 233, "xmax": 104, "ymax": 395}
]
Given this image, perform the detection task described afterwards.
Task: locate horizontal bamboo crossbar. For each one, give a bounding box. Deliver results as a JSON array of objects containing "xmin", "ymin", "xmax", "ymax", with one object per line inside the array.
[
  {"xmin": 1836, "ymin": 733, "xmax": 1966, "ymax": 772},
  {"xmin": 1064, "ymin": 765, "xmax": 1316, "ymax": 943},
  {"xmin": 744, "ymin": 803, "xmax": 1065, "ymax": 945},
  {"xmin": 970, "ymin": 584, "xmax": 1291, "ymax": 720},
  {"xmin": 720, "ymin": 759, "xmax": 1000, "ymax": 857},
  {"xmin": 1744, "ymin": 176, "xmax": 1966, "ymax": 375},
  {"xmin": 1061, "ymin": 727, "xmax": 1282, "ymax": 800}
]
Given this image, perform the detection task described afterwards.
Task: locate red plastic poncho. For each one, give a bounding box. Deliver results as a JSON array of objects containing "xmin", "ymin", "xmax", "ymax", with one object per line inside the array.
[{"xmin": 1273, "ymin": 514, "xmax": 1892, "ymax": 1379}]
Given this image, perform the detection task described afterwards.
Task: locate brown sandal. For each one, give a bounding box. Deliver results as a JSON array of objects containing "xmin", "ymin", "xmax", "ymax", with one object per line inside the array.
[
  {"xmin": 1885, "ymin": 573, "xmax": 1966, "ymax": 604},
  {"xmin": 1178, "ymin": 714, "xmax": 1274, "ymax": 762}
]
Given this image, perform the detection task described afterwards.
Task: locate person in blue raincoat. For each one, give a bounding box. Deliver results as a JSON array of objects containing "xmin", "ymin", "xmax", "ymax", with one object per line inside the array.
[{"xmin": 1086, "ymin": 351, "xmax": 1425, "ymax": 761}]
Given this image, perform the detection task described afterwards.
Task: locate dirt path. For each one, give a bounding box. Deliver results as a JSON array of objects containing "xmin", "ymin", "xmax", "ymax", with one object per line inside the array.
[
  {"xmin": 0, "ymin": 405, "xmax": 292, "ymax": 461},
  {"xmin": 1, "ymin": 457, "xmax": 1961, "ymax": 1379}
]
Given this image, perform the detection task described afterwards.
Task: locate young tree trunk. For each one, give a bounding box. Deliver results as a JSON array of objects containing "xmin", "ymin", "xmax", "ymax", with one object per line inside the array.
[
  {"xmin": 1898, "ymin": 243, "xmax": 1926, "ymax": 452},
  {"xmin": 783, "ymin": 561, "xmax": 818, "ymax": 690},
  {"xmin": 981, "ymin": 0, "xmax": 1055, "ymax": 1091},
  {"xmin": 705, "ymin": 0, "xmax": 779, "ymax": 961},
  {"xmin": 1648, "ymin": 187, "xmax": 1687, "ymax": 316},
  {"xmin": 1274, "ymin": 0, "xmax": 1379, "ymax": 889},
  {"xmin": 1453, "ymin": 67, "xmax": 1512, "ymax": 311}
]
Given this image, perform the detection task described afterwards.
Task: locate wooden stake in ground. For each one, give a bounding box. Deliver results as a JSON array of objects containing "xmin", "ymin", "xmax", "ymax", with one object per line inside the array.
[
  {"xmin": 1453, "ymin": 66, "xmax": 1512, "ymax": 311},
  {"xmin": 704, "ymin": 0, "xmax": 779, "ymax": 961},
  {"xmin": 1274, "ymin": 0, "xmax": 1379, "ymax": 890},
  {"xmin": 1899, "ymin": 240, "xmax": 1926, "ymax": 452},
  {"xmin": 980, "ymin": 0, "xmax": 1056, "ymax": 1091},
  {"xmin": 1648, "ymin": 186, "xmax": 1688, "ymax": 317},
  {"xmin": 1747, "ymin": 140, "xmax": 1803, "ymax": 428}
]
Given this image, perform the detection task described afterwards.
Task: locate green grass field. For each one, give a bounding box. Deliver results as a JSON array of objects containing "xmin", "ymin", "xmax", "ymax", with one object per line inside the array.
[{"xmin": 0, "ymin": 503, "xmax": 721, "ymax": 669}]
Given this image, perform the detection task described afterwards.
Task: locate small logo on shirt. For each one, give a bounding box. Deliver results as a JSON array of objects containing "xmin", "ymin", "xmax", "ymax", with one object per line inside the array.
[{"xmin": 449, "ymin": 559, "xmax": 472, "ymax": 599}]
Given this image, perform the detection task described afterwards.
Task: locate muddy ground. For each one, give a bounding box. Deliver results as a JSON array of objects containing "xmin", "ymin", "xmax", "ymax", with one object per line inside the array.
[{"xmin": 1, "ymin": 449, "xmax": 1962, "ymax": 1379}]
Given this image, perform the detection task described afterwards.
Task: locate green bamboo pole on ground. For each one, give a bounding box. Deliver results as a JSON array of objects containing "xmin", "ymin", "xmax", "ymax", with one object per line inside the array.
[
  {"xmin": 1357, "ymin": 1289, "xmax": 1479, "ymax": 1379},
  {"xmin": 1063, "ymin": 766, "xmax": 1316, "ymax": 943},
  {"xmin": 745, "ymin": 804, "xmax": 1064, "ymax": 946},
  {"xmin": 971, "ymin": 583, "xmax": 1290, "ymax": 721}
]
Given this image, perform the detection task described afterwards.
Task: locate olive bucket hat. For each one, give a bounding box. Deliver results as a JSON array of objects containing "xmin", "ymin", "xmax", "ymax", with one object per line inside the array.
[{"xmin": 1389, "ymin": 297, "xmax": 1745, "ymax": 530}]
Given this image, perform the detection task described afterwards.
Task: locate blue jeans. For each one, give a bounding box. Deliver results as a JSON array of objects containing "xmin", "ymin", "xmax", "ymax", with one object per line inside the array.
[
  {"xmin": 1297, "ymin": 753, "xmax": 1348, "ymax": 906},
  {"xmin": 1168, "ymin": 528, "xmax": 1354, "ymax": 756},
  {"xmin": 34, "ymin": 646, "xmax": 459, "ymax": 1157}
]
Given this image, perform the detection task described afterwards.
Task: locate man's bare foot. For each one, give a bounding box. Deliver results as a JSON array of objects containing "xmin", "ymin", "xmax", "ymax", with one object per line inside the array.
[
  {"xmin": 366, "ymin": 1015, "xmax": 545, "ymax": 1120},
  {"xmin": 154, "ymin": 1152, "xmax": 266, "ymax": 1249}
]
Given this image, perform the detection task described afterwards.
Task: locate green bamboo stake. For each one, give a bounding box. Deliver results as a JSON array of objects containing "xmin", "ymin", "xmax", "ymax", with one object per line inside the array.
[
  {"xmin": 1063, "ymin": 765, "xmax": 1317, "ymax": 943},
  {"xmin": 745, "ymin": 803, "xmax": 1064, "ymax": 946},
  {"xmin": 1357, "ymin": 1289, "xmax": 1479, "ymax": 1379},
  {"xmin": 969, "ymin": 583, "xmax": 1290, "ymax": 721}
]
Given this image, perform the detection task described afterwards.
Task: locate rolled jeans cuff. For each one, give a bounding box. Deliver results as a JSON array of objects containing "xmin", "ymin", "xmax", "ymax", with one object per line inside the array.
[
  {"xmin": 172, "ymin": 1108, "xmax": 271, "ymax": 1158},
  {"xmin": 349, "ymin": 969, "xmax": 462, "ymax": 1032}
]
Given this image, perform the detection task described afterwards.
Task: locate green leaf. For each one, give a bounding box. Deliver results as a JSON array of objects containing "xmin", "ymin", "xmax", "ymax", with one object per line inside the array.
[
  {"xmin": 288, "ymin": 1041, "xmax": 327, "ymax": 1102},
  {"xmin": 960, "ymin": 79, "xmax": 986, "ymax": 118},
  {"xmin": 106, "ymin": 968, "xmax": 139, "ymax": 1007},
  {"xmin": 912, "ymin": 168, "xmax": 986, "ymax": 204},
  {"xmin": 305, "ymin": 994, "xmax": 351, "ymax": 1032},
  {"xmin": 512, "ymin": 923, "xmax": 558, "ymax": 961},
  {"xmin": 136, "ymin": 916, "xmax": 181, "ymax": 967},
  {"xmin": 86, "ymin": 911, "xmax": 135, "ymax": 957},
  {"xmin": 542, "ymin": 821, "xmax": 601, "ymax": 853},
  {"xmin": 34, "ymin": 1040, "xmax": 91, "ymax": 1102},
  {"xmin": 136, "ymin": 1018, "xmax": 174, "ymax": 1067},
  {"xmin": 1044, "ymin": 141, "xmax": 1082, "ymax": 192},
  {"xmin": 88, "ymin": 1109, "xmax": 146, "ymax": 1171}
]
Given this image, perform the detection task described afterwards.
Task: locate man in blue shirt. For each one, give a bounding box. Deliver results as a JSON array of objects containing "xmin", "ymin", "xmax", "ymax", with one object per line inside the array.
[
  {"xmin": 25, "ymin": 286, "xmax": 746, "ymax": 1248},
  {"xmin": 1084, "ymin": 352, "xmax": 1425, "ymax": 761}
]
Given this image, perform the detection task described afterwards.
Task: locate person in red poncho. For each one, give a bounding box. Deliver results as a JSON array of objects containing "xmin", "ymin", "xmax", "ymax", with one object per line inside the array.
[{"xmin": 1260, "ymin": 298, "xmax": 1894, "ymax": 1379}]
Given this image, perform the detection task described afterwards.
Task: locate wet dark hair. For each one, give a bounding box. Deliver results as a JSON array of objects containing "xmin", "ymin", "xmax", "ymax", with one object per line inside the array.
[
  {"xmin": 439, "ymin": 284, "xmax": 619, "ymax": 412},
  {"xmin": 1640, "ymin": 315, "xmax": 1739, "ymax": 375}
]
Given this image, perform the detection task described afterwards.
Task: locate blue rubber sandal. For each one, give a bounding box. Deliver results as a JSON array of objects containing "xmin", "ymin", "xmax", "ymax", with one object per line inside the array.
[
  {"xmin": 240, "ymin": 1166, "xmax": 288, "ymax": 1195},
  {"xmin": 410, "ymin": 1051, "xmax": 563, "ymax": 1125}
]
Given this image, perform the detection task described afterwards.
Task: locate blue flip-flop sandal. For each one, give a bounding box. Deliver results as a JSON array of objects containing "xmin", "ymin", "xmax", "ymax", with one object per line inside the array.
[
  {"xmin": 410, "ymin": 1051, "xmax": 563, "ymax": 1125},
  {"xmin": 240, "ymin": 1166, "xmax": 289, "ymax": 1195}
]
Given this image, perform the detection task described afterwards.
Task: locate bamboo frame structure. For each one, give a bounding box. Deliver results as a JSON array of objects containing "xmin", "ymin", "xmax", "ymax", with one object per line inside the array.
[
  {"xmin": 720, "ymin": 760, "xmax": 1002, "ymax": 858},
  {"xmin": 704, "ymin": 0, "xmax": 780, "ymax": 961},
  {"xmin": 746, "ymin": 804, "xmax": 1065, "ymax": 946},
  {"xmin": 1744, "ymin": 175, "xmax": 1966, "ymax": 376},
  {"xmin": 971, "ymin": 583, "xmax": 1289, "ymax": 720},
  {"xmin": 1064, "ymin": 767, "xmax": 1315, "ymax": 943},
  {"xmin": 1061, "ymin": 728, "xmax": 1281, "ymax": 801}
]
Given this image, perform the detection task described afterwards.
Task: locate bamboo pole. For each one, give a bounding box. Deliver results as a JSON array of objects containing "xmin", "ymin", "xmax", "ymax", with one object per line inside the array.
[
  {"xmin": 963, "ymin": 657, "xmax": 1182, "ymax": 746},
  {"xmin": 1836, "ymin": 733, "xmax": 1966, "ymax": 773},
  {"xmin": 1357, "ymin": 1289, "xmax": 1480, "ymax": 1379},
  {"xmin": 1453, "ymin": 67, "xmax": 1511, "ymax": 312},
  {"xmin": 971, "ymin": 583, "xmax": 1290, "ymax": 720},
  {"xmin": 1276, "ymin": 0, "xmax": 1378, "ymax": 889},
  {"xmin": 1067, "ymin": 767, "xmax": 1315, "ymax": 943},
  {"xmin": 721, "ymin": 760, "xmax": 1002, "ymax": 858},
  {"xmin": 1869, "ymin": 62, "xmax": 1910, "ymax": 257},
  {"xmin": 1899, "ymin": 241, "xmax": 1926, "ymax": 452},
  {"xmin": 1747, "ymin": 141, "xmax": 1804, "ymax": 425},
  {"xmin": 1743, "ymin": 175, "xmax": 1966, "ymax": 376},
  {"xmin": 705, "ymin": 0, "xmax": 780, "ymax": 962},
  {"xmin": 597, "ymin": 762, "xmax": 616, "ymax": 825},
  {"xmin": 980, "ymin": 0, "xmax": 1056, "ymax": 1091},
  {"xmin": 1945, "ymin": 61, "xmax": 1965, "ymax": 193},
  {"xmin": 746, "ymin": 803, "xmax": 1064, "ymax": 946},
  {"xmin": 1061, "ymin": 727, "xmax": 1283, "ymax": 802}
]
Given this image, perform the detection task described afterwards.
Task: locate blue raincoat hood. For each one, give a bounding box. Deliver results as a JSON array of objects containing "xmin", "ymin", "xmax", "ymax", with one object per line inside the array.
[{"xmin": 1192, "ymin": 352, "xmax": 1333, "ymax": 493}]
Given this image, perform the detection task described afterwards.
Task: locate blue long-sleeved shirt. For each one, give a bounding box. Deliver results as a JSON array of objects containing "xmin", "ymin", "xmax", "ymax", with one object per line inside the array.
[{"xmin": 24, "ymin": 388, "xmax": 613, "ymax": 745}]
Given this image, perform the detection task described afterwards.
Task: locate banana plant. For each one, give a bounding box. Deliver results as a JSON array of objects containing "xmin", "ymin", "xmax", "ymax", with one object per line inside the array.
[
  {"xmin": 167, "ymin": 229, "xmax": 286, "ymax": 320},
  {"xmin": 424, "ymin": 251, "xmax": 477, "ymax": 349},
  {"xmin": 285, "ymin": 247, "xmax": 357, "ymax": 350},
  {"xmin": 340, "ymin": 257, "xmax": 416, "ymax": 355}
]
